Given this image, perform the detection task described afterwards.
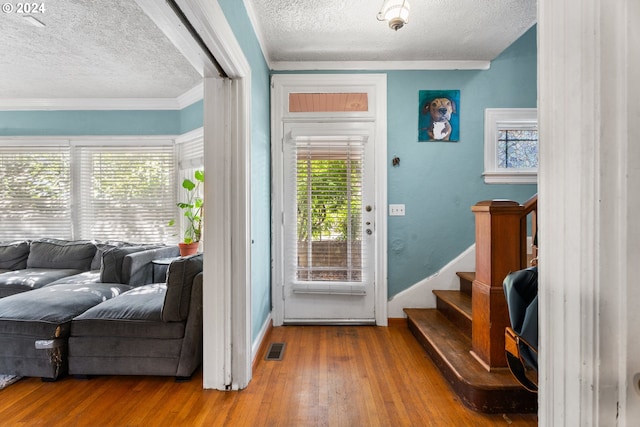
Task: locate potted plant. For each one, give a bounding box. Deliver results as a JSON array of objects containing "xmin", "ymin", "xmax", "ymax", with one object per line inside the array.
[{"xmin": 169, "ymin": 170, "xmax": 204, "ymax": 256}]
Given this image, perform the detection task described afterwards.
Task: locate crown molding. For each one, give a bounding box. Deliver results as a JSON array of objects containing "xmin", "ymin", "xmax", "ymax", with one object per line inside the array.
[
  {"xmin": 0, "ymin": 83, "xmax": 204, "ymax": 111},
  {"xmin": 271, "ymin": 60, "xmax": 491, "ymax": 71},
  {"xmin": 176, "ymin": 82, "xmax": 204, "ymax": 109}
]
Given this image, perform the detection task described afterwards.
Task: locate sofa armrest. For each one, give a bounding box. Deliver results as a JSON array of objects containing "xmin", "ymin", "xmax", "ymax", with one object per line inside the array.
[
  {"xmin": 121, "ymin": 246, "xmax": 180, "ymax": 286},
  {"xmin": 176, "ymin": 272, "xmax": 203, "ymax": 377}
]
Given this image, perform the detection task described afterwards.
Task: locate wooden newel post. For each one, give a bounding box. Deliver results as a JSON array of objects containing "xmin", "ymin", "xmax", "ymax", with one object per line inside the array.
[{"xmin": 470, "ymin": 200, "xmax": 526, "ymax": 370}]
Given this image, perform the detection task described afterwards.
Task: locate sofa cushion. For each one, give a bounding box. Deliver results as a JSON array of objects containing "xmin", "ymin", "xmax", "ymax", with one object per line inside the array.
[
  {"xmin": 161, "ymin": 254, "xmax": 203, "ymax": 322},
  {"xmin": 0, "ymin": 241, "xmax": 30, "ymax": 270},
  {"xmin": 0, "ymin": 282, "xmax": 133, "ymax": 337},
  {"xmin": 100, "ymin": 245, "xmax": 160, "ymax": 284},
  {"xmin": 44, "ymin": 270, "xmax": 102, "ymax": 287},
  {"xmin": 27, "ymin": 239, "xmax": 96, "ymax": 271},
  {"xmin": 0, "ymin": 268, "xmax": 85, "ymax": 298},
  {"xmin": 71, "ymin": 284, "xmax": 185, "ymax": 339}
]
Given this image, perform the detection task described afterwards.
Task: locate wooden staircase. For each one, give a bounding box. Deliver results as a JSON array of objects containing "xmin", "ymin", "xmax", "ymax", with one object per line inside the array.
[{"xmin": 405, "ymin": 197, "xmax": 538, "ymax": 414}]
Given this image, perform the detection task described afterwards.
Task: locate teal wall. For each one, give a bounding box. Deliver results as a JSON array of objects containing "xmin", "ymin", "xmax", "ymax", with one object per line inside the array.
[
  {"xmin": 384, "ymin": 27, "xmax": 537, "ymax": 296},
  {"xmin": 273, "ymin": 27, "xmax": 538, "ymax": 298},
  {"xmin": 217, "ymin": 0, "xmax": 272, "ymax": 344},
  {"xmin": 0, "ymin": 109, "xmax": 181, "ymax": 135},
  {"xmin": 0, "ymin": 99, "xmax": 204, "ymax": 136},
  {"xmin": 180, "ymin": 99, "xmax": 204, "ymax": 134}
]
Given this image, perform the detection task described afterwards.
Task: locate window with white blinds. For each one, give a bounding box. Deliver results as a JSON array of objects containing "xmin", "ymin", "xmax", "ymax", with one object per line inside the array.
[
  {"xmin": 0, "ymin": 145, "xmax": 72, "ymax": 240},
  {"xmin": 175, "ymin": 132, "xmax": 204, "ymax": 247},
  {"xmin": 177, "ymin": 135, "xmax": 204, "ymax": 172},
  {"xmin": 0, "ymin": 139, "xmax": 179, "ymax": 243},
  {"xmin": 288, "ymin": 138, "xmax": 365, "ymax": 282},
  {"xmin": 76, "ymin": 145, "xmax": 176, "ymax": 243}
]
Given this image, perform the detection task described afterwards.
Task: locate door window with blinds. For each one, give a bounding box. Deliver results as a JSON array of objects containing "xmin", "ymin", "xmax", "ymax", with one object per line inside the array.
[
  {"xmin": 286, "ymin": 136, "xmax": 367, "ymax": 284},
  {"xmin": 0, "ymin": 139, "xmax": 177, "ymax": 243}
]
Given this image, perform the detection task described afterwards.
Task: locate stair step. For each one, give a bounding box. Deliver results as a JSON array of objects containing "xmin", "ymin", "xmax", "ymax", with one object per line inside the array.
[
  {"xmin": 404, "ymin": 308, "xmax": 537, "ymax": 413},
  {"xmin": 433, "ymin": 290, "xmax": 472, "ymax": 338},
  {"xmin": 456, "ymin": 271, "xmax": 475, "ymax": 294}
]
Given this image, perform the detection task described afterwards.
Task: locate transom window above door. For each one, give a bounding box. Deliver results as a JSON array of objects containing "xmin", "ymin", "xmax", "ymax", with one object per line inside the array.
[{"xmin": 288, "ymin": 93, "xmax": 369, "ymax": 113}]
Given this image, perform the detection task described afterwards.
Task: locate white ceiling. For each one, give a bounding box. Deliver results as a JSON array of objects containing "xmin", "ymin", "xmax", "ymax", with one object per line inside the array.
[
  {"xmin": 0, "ymin": 0, "xmax": 202, "ymax": 100},
  {"xmin": 0, "ymin": 0, "xmax": 537, "ymax": 102},
  {"xmin": 247, "ymin": 0, "xmax": 537, "ymax": 68}
]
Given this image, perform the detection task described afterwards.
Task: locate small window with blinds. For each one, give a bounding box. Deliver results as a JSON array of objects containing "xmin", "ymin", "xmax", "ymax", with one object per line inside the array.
[
  {"xmin": 76, "ymin": 145, "xmax": 175, "ymax": 243},
  {"xmin": 0, "ymin": 145, "xmax": 72, "ymax": 240},
  {"xmin": 293, "ymin": 139, "xmax": 364, "ymax": 282}
]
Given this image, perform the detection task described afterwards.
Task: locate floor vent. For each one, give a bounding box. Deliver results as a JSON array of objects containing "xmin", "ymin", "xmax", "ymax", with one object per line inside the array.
[{"xmin": 265, "ymin": 342, "xmax": 286, "ymax": 361}]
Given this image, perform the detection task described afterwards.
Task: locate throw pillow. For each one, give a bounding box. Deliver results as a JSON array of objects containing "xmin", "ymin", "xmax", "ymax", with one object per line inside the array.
[
  {"xmin": 0, "ymin": 241, "xmax": 30, "ymax": 270},
  {"xmin": 26, "ymin": 239, "xmax": 97, "ymax": 270}
]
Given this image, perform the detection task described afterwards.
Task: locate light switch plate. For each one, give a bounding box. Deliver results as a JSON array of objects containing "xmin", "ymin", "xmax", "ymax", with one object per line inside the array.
[{"xmin": 389, "ymin": 204, "xmax": 405, "ymax": 216}]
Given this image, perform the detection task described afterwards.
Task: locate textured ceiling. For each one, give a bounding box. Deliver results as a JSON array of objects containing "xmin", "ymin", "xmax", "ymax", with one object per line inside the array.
[
  {"xmin": 0, "ymin": 0, "xmax": 537, "ymax": 101},
  {"xmin": 0, "ymin": 0, "xmax": 201, "ymax": 99},
  {"xmin": 247, "ymin": 0, "xmax": 537, "ymax": 64}
]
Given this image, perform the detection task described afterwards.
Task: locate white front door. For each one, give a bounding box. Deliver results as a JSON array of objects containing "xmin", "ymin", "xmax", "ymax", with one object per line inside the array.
[
  {"xmin": 281, "ymin": 122, "xmax": 377, "ymax": 323},
  {"xmin": 271, "ymin": 74, "xmax": 388, "ymax": 326}
]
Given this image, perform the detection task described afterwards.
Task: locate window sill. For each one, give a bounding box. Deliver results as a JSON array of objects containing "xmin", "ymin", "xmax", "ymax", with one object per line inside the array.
[{"xmin": 483, "ymin": 171, "xmax": 537, "ymax": 184}]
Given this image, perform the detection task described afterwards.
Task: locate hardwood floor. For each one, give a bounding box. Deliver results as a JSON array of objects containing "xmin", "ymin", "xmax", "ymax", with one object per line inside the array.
[{"xmin": 0, "ymin": 322, "xmax": 538, "ymax": 426}]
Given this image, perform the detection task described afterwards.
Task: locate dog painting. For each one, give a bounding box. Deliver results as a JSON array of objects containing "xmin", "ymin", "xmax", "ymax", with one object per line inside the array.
[{"xmin": 418, "ymin": 90, "xmax": 460, "ymax": 142}]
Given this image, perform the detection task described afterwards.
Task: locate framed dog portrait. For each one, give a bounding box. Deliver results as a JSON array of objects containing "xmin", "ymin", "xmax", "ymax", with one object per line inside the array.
[{"xmin": 418, "ymin": 90, "xmax": 460, "ymax": 142}]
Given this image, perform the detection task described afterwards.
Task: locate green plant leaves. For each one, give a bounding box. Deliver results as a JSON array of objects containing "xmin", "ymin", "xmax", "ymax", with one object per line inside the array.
[{"xmin": 169, "ymin": 170, "xmax": 204, "ymax": 243}]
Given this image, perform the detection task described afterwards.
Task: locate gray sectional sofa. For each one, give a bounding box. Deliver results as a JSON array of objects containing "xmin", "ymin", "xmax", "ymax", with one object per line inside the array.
[{"xmin": 0, "ymin": 239, "xmax": 203, "ymax": 381}]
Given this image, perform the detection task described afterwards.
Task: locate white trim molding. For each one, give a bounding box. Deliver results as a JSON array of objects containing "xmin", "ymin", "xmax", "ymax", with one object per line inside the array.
[
  {"xmin": 271, "ymin": 60, "xmax": 490, "ymax": 71},
  {"xmin": 0, "ymin": 84, "xmax": 204, "ymax": 111},
  {"xmin": 177, "ymin": 0, "xmax": 253, "ymax": 391},
  {"xmin": 388, "ymin": 245, "xmax": 475, "ymax": 318},
  {"xmin": 176, "ymin": 83, "xmax": 205, "ymax": 109},
  {"xmin": 0, "ymin": 98, "xmax": 180, "ymax": 111},
  {"xmin": 539, "ymin": 0, "xmax": 637, "ymax": 424},
  {"xmin": 252, "ymin": 313, "xmax": 273, "ymax": 363}
]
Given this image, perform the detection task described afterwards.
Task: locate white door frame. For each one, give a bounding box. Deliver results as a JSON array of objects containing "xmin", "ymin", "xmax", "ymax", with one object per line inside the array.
[
  {"xmin": 137, "ymin": 0, "xmax": 253, "ymax": 390},
  {"xmin": 271, "ymin": 74, "xmax": 388, "ymax": 326}
]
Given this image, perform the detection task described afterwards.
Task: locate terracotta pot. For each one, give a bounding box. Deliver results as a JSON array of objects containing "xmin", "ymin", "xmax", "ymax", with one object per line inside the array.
[{"xmin": 178, "ymin": 242, "xmax": 199, "ymax": 256}]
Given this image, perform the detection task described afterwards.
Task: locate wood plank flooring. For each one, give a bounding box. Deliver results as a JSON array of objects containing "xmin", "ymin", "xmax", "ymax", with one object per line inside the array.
[{"xmin": 0, "ymin": 322, "xmax": 537, "ymax": 426}]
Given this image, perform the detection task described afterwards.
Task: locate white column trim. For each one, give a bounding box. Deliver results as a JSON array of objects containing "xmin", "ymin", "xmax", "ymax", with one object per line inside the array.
[
  {"xmin": 539, "ymin": 0, "xmax": 634, "ymax": 424},
  {"xmin": 202, "ymin": 78, "xmax": 232, "ymax": 389},
  {"xmin": 178, "ymin": 0, "xmax": 253, "ymax": 390}
]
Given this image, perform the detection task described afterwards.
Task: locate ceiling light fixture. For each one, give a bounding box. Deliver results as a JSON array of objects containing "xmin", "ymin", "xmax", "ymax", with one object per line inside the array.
[{"xmin": 377, "ymin": 0, "xmax": 410, "ymax": 31}]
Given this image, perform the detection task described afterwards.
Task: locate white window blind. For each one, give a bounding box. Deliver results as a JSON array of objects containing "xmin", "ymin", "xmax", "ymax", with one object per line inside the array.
[
  {"xmin": 76, "ymin": 145, "xmax": 175, "ymax": 243},
  {"xmin": 0, "ymin": 145, "xmax": 72, "ymax": 240},
  {"xmin": 287, "ymin": 137, "xmax": 365, "ymax": 282},
  {"xmin": 177, "ymin": 136, "xmax": 204, "ymax": 171},
  {"xmin": 176, "ymin": 133, "xmax": 204, "ymax": 249}
]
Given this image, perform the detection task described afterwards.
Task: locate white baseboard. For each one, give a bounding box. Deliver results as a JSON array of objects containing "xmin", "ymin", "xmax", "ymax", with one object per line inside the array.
[
  {"xmin": 252, "ymin": 312, "xmax": 273, "ymax": 364},
  {"xmin": 387, "ymin": 244, "xmax": 476, "ymax": 318}
]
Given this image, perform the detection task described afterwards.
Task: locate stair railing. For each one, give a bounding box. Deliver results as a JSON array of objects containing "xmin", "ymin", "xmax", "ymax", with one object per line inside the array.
[{"xmin": 470, "ymin": 194, "xmax": 538, "ymax": 370}]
